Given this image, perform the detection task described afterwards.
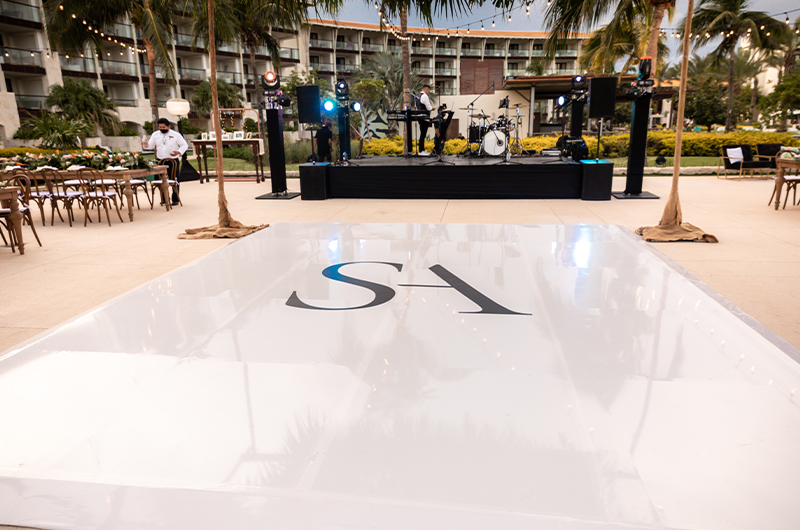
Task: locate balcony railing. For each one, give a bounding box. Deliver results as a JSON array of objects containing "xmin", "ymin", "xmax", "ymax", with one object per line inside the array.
[
  {"xmin": 309, "ymin": 38, "xmax": 333, "ymax": 49},
  {"xmin": 217, "ymin": 42, "xmax": 238, "ymax": 53},
  {"xmin": 60, "ymin": 56, "xmax": 96, "ymax": 73},
  {"xmin": 387, "ymin": 44, "xmax": 402, "ymax": 53},
  {"xmin": 531, "ymin": 49, "xmax": 546, "ymax": 57},
  {"xmin": 483, "ymin": 48, "xmax": 505, "ymax": 57},
  {"xmin": 179, "ymin": 67, "xmax": 205, "ymax": 80},
  {"xmin": 411, "ymin": 66, "xmax": 432, "ymax": 76},
  {"xmin": 438, "ymin": 88, "xmax": 456, "ymax": 96},
  {"xmin": 460, "ymin": 48, "xmax": 481, "ymax": 57},
  {"xmin": 505, "ymin": 69, "xmax": 521, "ymax": 78},
  {"xmin": 435, "ymin": 46, "xmax": 457, "ymax": 56},
  {"xmin": 175, "ymin": 33, "xmax": 204, "ymax": 47},
  {"xmin": 434, "ymin": 67, "xmax": 456, "ymax": 76},
  {"xmin": 1, "ymin": 47, "xmax": 43, "ymax": 67},
  {"xmin": 111, "ymin": 98, "xmax": 137, "ymax": 107},
  {"xmin": 336, "ymin": 41, "xmax": 359, "ymax": 51},
  {"xmin": 100, "ymin": 60, "xmax": 138, "ymax": 76},
  {"xmin": 362, "ymin": 43, "xmax": 383, "ymax": 52},
  {"xmin": 335, "ymin": 63, "xmax": 358, "ymax": 73},
  {"xmin": 508, "ymin": 49, "xmax": 530, "ymax": 57},
  {"xmin": 140, "ymin": 63, "xmax": 167, "ymax": 77},
  {"xmin": 0, "ymin": 0, "xmax": 40, "ymax": 23},
  {"xmin": 216, "ymin": 70, "xmax": 242, "ymax": 84},
  {"xmin": 547, "ymin": 68, "xmax": 577, "ymax": 75},
  {"xmin": 411, "ymin": 46, "xmax": 433, "ymax": 55},
  {"xmin": 555, "ymin": 49, "xmax": 578, "ymax": 58},
  {"xmin": 104, "ymin": 23, "xmax": 133, "ymax": 40},
  {"xmin": 309, "ymin": 62, "xmax": 334, "ymax": 72},
  {"xmin": 15, "ymin": 94, "xmax": 47, "ymax": 109},
  {"xmin": 279, "ymin": 48, "xmax": 299, "ymax": 60}
]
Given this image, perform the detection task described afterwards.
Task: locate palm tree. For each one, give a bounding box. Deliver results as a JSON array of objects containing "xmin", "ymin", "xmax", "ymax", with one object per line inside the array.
[
  {"xmin": 21, "ymin": 110, "xmax": 95, "ymax": 149},
  {"xmin": 191, "ymin": 78, "xmax": 245, "ymax": 117},
  {"xmin": 355, "ymin": 52, "xmax": 424, "ymax": 114},
  {"xmin": 43, "ymin": 0, "xmax": 177, "ymax": 126},
  {"xmin": 525, "ymin": 59, "xmax": 547, "ymax": 76},
  {"xmin": 543, "ymin": 0, "xmax": 675, "ymax": 72},
  {"xmin": 45, "ymin": 77, "xmax": 121, "ymax": 146},
  {"xmin": 682, "ymin": 0, "xmax": 787, "ymax": 131},
  {"xmin": 578, "ymin": 4, "xmax": 671, "ymax": 77}
]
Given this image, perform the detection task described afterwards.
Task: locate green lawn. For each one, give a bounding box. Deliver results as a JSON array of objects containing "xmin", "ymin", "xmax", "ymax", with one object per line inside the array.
[
  {"xmin": 144, "ymin": 154, "xmax": 299, "ymax": 173},
  {"xmin": 607, "ymin": 156, "xmax": 719, "ymax": 167}
]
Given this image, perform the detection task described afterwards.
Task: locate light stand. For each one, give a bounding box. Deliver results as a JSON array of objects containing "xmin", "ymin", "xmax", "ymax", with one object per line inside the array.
[
  {"xmin": 613, "ymin": 58, "xmax": 659, "ymax": 200},
  {"xmin": 256, "ymin": 71, "xmax": 300, "ymax": 200}
]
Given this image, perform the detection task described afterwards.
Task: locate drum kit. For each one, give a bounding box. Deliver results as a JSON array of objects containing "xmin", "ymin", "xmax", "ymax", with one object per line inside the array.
[{"xmin": 460, "ymin": 97, "xmax": 531, "ymax": 158}]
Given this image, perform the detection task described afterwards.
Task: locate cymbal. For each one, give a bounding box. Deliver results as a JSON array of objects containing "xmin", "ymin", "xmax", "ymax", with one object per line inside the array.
[
  {"xmin": 513, "ymin": 103, "xmax": 523, "ymax": 106},
  {"xmin": 459, "ymin": 107, "xmax": 475, "ymax": 110},
  {"xmin": 470, "ymin": 113, "xmax": 490, "ymax": 118}
]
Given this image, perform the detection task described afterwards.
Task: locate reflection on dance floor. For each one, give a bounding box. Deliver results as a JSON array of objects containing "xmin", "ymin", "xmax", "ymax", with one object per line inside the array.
[{"xmin": 1, "ymin": 223, "xmax": 799, "ymax": 530}]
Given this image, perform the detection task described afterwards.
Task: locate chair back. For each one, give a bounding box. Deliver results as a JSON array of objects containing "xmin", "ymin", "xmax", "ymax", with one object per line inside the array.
[
  {"xmin": 757, "ymin": 143, "xmax": 783, "ymax": 168},
  {"xmin": 13, "ymin": 167, "xmax": 47, "ymax": 196},
  {"xmin": 4, "ymin": 173, "xmax": 33, "ymax": 205},
  {"xmin": 76, "ymin": 168, "xmax": 104, "ymax": 194},
  {"xmin": 41, "ymin": 169, "xmax": 64, "ymax": 195},
  {"xmin": 722, "ymin": 144, "xmax": 752, "ymax": 169}
]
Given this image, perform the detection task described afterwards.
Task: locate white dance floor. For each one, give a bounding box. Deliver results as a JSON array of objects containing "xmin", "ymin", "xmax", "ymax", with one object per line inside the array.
[{"xmin": 1, "ymin": 223, "xmax": 799, "ymax": 530}]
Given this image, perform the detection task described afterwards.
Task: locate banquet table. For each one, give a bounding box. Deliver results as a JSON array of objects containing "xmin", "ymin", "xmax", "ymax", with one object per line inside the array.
[
  {"xmin": 770, "ymin": 157, "xmax": 800, "ymax": 210},
  {"xmin": 57, "ymin": 166, "xmax": 168, "ymax": 221},
  {"xmin": 0, "ymin": 186, "xmax": 24, "ymax": 254},
  {"xmin": 192, "ymin": 139, "xmax": 266, "ymax": 183}
]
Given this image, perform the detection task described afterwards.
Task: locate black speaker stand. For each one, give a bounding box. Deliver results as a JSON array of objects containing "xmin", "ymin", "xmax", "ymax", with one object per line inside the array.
[
  {"xmin": 611, "ymin": 191, "xmax": 660, "ymax": 200},
  {"xmin": 423, "ymin": 154, "xmax": 455, "ymax": 166},
  {"xmin": 256, "ymin": 190, "xmax": 301, "ymax": 200}
]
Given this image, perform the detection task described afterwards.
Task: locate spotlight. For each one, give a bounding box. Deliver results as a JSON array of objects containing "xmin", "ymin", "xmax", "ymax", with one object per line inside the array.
[
  {"xmin": 571, "ymin": 74, "xmax": 587, "ymax": 92},
  {"xmin": 637, "ymin": 57, "xmax": 652, "ymax": 81},
  {"xmin": 350, "ymin": 101, "xmax": 362, "ymax": 112},
  {"xmin": 323, "ymin": 99, "xmax": 336, "ymax": 112},
  {"xmin": 262, "ymin": 70, "xmax": 280, "ymax": 93},
  {"xmin": 335, "ymin": 80, "xmax": 349, "ymax": 100},
  {"xmin": 557, "ymin": 94, "xmax": 567, "ymax": 107}
]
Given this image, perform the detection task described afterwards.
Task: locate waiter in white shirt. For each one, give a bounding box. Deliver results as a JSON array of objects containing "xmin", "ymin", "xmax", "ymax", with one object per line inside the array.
[
  {"xmin": 142, "ymin": 118, "xmax": 188, "ymax": 206},
  {"xmin": 418, "ymin": 85, "xmax": 433, "ymax": 155}
]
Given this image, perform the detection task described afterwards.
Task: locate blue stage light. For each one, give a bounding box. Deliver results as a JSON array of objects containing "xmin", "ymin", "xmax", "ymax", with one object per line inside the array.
[
  {"xmin": 323, "ymin": 100, "xmax": 335, "ymax": 112},
  {"xmin": 351, "ymin": 101, "xmax": 362, "ymax": 112}
]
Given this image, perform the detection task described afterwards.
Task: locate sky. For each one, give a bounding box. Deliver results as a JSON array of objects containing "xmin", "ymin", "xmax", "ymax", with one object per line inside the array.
[{"xmin": 315, "ymin": 0, "xmax": 795, "ymax": 66}]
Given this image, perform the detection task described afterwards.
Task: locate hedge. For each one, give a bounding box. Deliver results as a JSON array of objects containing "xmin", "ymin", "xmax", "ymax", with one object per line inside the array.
[
  {"xmin": 0, "ymin": 147, "xmax": 105, "ymax": 157},
  {"xmin": 357, "ymin": 131, "xmax": 800, "ymax": 158}
]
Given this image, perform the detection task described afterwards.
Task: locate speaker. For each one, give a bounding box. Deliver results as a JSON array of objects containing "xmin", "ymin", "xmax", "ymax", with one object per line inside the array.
[
  {"xmin": 588, "ymin": 77, "xmax": 618, "ymax": 119},
  {"xmin": 300, "ymin": 162, "xmax": 328, "ymax": 200},
  {"xmin": 296, "ymin": 85, "xmax": 321, "ymax": 124},
  {"xmin": 580, "ymin": 160, "xmax": 614, "ymax": 201}
]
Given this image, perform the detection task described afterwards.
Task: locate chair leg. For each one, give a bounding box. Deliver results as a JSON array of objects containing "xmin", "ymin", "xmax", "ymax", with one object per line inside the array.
[
  {"xmin": 24, "ymin": 211, "xmax": 42, "ymax": 247},
  {"xmin": 143, "ymin": 185, "xmax": 153, "ymax": 207},
  {"xmin": 112, "ymin": 197, "xmax": 124, "ymax": 223},
  {"xmin": 37, "ymin": 201, "xmax": 46, "ymax": 226},
  {"xmin": 172, "ymin": 185, "xmax": 182, "ymax": 206},
  {"xmin": 83, "ymin": 199, "xmax": 90, "ymax": 227},
  {"xmin": 102, "ymin": 200, "xmax": 111, "ymax": 226}
]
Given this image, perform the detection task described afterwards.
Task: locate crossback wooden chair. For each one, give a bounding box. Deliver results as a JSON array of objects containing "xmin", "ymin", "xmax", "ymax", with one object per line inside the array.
[
  {"xmin": 12, "ymin": 168, "xmax": 51, "ymax": 226},
  {"xmin": 150, "ymin": 176, "xmax": 182, "ymax": 209},
  {"xmin": 120, "ymin": 176, "xmax": 152, "ymax": 210},
  {"xmin": 76, "ymin": 168, "xmax": 124, "ymax": 226},
  {"xmin": 41, "ymin": 168, "xmax": 82, "ymax": 226},
  {"xmin": 1, "ymin": 174, "xmax": 43, "ymax": 249}
]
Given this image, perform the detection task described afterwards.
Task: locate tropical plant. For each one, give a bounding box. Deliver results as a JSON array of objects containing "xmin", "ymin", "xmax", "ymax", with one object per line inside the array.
[
  {"xmin": 578, "ymin": 3, "xmax": 671, "ymax": 77},
  {"xmin": 349, "ymin": 78, "xmax": 386, "ymax": 156},
  {"xmin": 682, "ymin": 0, "xmax": 787, "ymax": 131},
  {"xmin": 684, "ymin": 76, "xmax": 727, "ymax": 130},
  {"xmin": 45, "ymin": 78, "xmax": 121, "ymax": 146},
  {"xmin": 283, "ymin": 68, "xmax": 334, "ymax": 124},
  {"xmin": 191, "ymin": 79, "xmax": 244, "ymax": 117},
  {"xmin": 12, "ymin": 127, "xmax": 39, "ymax": 140},
  {"xmin": 20, "ymin": 110, "xmax": 95, "ymax": 149},
  {"xmin": 525, "ymin": 59, "xmax": 547, "ymax": 76},
  {"xmin": 543, "ymin": 0, "xmax": 675, "ymax": 72},
  {"xmin": 43, "ymin": 0, "xmax": 178, "ymax": 126},
  {"xmin": 760, "ymin": 71, "xmax": 800, "ymax": 130},
  {"xmin": 243, "ymin": 118, "xmax": 259, "ymax": 133}
]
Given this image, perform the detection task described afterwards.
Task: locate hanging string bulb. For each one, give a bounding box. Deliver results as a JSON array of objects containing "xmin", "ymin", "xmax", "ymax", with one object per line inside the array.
[
  {"xmin": 481, "ymin": 23, "xmax": 484, "ymax": 30},
  {"xmin": 492, "ymin": 19, "xmax": 495, "ymax": 27},
  {"xmin": 58, "ymin": 3, "xmax": 63, "ymax": 9},
  {"xmin": 508, "ymin": 14, "xmax": 512, "ymax": 22},
  {"xmin": 786, "ymin": 14, "xmax": 790, "ymax": 25}
]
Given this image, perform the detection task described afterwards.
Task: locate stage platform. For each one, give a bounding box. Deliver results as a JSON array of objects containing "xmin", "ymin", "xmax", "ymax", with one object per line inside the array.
[
  {"xmin": 1, "ymin": 223, "xmax": 799, "ymax": 530},
  {"xmin": 302, "ymin": 156, "xmax": 589, "ymax": 200}
]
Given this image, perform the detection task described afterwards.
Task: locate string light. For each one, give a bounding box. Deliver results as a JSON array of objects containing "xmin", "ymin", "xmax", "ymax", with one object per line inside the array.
[{"xmin": 492, "ymin": 19, "xmax": 495, "ymax": 27}]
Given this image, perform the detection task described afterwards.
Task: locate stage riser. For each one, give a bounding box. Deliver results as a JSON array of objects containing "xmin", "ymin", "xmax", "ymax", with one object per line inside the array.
[{"xmin": 306, "ymin": 163, "xmax": 583, "ymax": 200}]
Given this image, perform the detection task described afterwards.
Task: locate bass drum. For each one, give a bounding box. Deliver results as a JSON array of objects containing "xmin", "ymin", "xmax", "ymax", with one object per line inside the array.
[{"xmin": 481, "ymin": 129, "xmax": 507, "ymax": 156}]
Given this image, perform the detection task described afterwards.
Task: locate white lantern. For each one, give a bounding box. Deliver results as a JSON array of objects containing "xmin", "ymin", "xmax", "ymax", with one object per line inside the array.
[{"xmin": 166, "ymin": 98, "xmax": 191, "ymax": 116}]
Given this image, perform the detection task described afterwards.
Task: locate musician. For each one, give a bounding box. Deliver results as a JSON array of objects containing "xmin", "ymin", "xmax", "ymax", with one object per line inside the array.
[
  {"xmin": 417, "ymin": 85, "xmax": 433, "ymax": 155},
  {"xmin": 433, "ymin": 104, "xmax": 454, "ymax": 156},
  {"xmin": 314, "ymin": 121, "xmax": 333, "ymax": 162}
]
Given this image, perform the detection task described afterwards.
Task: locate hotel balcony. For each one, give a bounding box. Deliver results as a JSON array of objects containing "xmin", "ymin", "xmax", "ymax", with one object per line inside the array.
[
  {"xmin": 460, "ymin": 48, "xmax": 481, "ymax": 57},
  {"xmin": 15, "ymin": 94, "xmax": 47, "ymax": 109},
  {"xmin": 411, "ymin": 45, "xmax": 433, "ymax": 56},
  {"xmin": 309, "ymin": 38, "xmax": 333, "ymax": 50},
  {"xmin": 60, "ymin": 55, "xmax": 97, "ymax": 79},
  {"xmin": 0, "ymin": 0, "xmax": 42, "ymax": 26},
  {"xmin": 100, "ymin": 59, "xmax": 139, "ymax": 77},
  {"xmin": 435, "ymin": 46, "xmax": 457, "ymax": 56},
  {"xmin": 2, "ymin": 46, "xmax": 43, "ymax": 68},
  {"xmin": 362, "ymin": 43, "xmax": 384, "ymax": 53},
  {"xmin": 483, "ymin": 48, "xmax": 506, "ymax": 58},
  {"xmin": 412, "ymin": 66, "xmax": 432, "ymax": 76},
  {"xmin": 335, "ymin": 41, "xmax": 359, "ymax": 52},
  {"xmin": 216, "ymin": 70, "xmax": 242, "ymax": 85},
  {"xmin": 434, "ymin": 67, "xmax": 456, "ymax": 77},
  {"xmin": 508, "ymin": 49, "xmax": 530, "ymax": 58},
  {"xmin": 309, "ymin": 62, "xmax": 335, "ymax": 73}
]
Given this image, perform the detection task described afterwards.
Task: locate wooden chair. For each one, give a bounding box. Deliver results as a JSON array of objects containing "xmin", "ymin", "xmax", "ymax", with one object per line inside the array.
[
  {"xmin": 1, "ymin": 174, "xmax": 43, "ymax": 248},
  {"xmin": 717, "ymin": 144, "xmax": 772, "ymax": 180},
  {"xmin": 150, "ymin": 177, "xmax": 182, "ymax": 208},
  {"xmin": 120, "ymin": 176, "xmax": 152, "ymax": 210},
  {"xmin": 41, "ymin": 168, "xmax": 82, "ymax": 226},
  {"xmin": 12, "ymin": 168, "xmax": 51, "ymax": 226},
  {"xmin": 76, "ymin": 168, "xmax": 124, "ymax": 226}
]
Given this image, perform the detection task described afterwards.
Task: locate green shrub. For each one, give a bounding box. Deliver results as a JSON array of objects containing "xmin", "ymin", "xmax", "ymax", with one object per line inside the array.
[
  {"xmin": 285, "ymin": 139, "xmax": 312, "ymax": 163},
  {"xmin": 206, "ymin": 146, "xmax": 254, "ymax": 162},
  {"xmin": 143, "ymin": 121, "xmax": 153, "ymax": 135},
  {"xmin": 119, "ymin": 127, "xmax": 140, "ymax": 137},
  {"xmin": 12, "ymin": 128, "xmax": 39, "ymax": 141},
  {"xmin": 179, "ymin": 118, "xmax": 202, "ymax": 135},
  {"xmin": 0, "ymin": 147, "xmax": 105, "ymax": 157},
  {"xmin": 244, "ymin": 118, "xmax": 259, "ymax": 133}
]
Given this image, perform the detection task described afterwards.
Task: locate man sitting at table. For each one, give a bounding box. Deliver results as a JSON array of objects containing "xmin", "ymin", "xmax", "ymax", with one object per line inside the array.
[{"xmin": 142, "ymin": 118, "xmax": 188, "ymax": 206}]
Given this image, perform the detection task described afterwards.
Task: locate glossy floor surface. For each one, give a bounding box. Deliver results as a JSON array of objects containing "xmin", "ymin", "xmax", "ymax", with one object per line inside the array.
[{"xmin": 1, "ymin": 223, "xmax": 799, "ymax": 530}]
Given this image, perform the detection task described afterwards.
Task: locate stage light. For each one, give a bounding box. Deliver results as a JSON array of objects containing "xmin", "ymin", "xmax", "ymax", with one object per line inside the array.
[
  {"xmin": 557, "ymin": 95, "xmax": 567, "ymax": 107},
  {"xmin": 350, "ymin": 101, "xmax": 362, "ymax": 112},
  {"xmin": 262, "ymin": 70, "xmax": 280, "ymax": 93},
  {"xmin": 637, "ymin": 57, "xmax": 652, "ymax": 81},
  {"xmin": 571, "ymin": 74, "xmax": 587, "ymax": 92},
  {"xmin": 335, "ymin": 80, "xmax": 349, "ymax": 100},
  {"xmin": 323, "ymin": 99, "xmax": 336, "ymax": 112}
]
